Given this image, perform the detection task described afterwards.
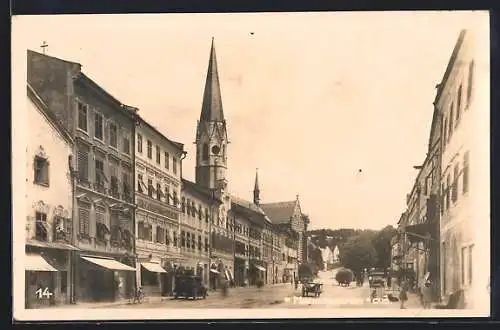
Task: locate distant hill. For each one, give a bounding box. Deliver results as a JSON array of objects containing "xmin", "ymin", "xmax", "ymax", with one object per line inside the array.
[{"xmin": 307, "ymin": 228, "xmax": 377, "ymax": 252}]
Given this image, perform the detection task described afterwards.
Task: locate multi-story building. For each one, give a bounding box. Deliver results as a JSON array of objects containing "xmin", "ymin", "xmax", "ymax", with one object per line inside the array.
[
  {"xmin": 231, "ymin": 194, "xmax": 267, "ymax": 286},
  {"xmin": 27, "ymin": 50, "xmax": 139, "ymax": 303},
  {"xmin": 25, "ymin": 83, "xmax": 77, "ymax": 308},
  {"xmin": 436, "ymin": 29, "xmax": 489, "ymax": 309},
  {"xmin": 261, "ymin": 195, "xmax": 306, "ymax": 281},
  {"xmin": 402, "ymin": 145, "xmax": 440, "ymax": 292},
  {"xmin": 179, "ymin": 179, "xmax": 222, "ymax": 287},
  {"xmin": 134, "ymin": 116, "xmax": 185, "ymax": 297}
]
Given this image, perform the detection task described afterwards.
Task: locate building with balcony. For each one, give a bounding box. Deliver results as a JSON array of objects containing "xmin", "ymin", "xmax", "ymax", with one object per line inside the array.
[
  {"xmin": 27, "ymin": 50, "xmax": 139, "ymax": 303},
  {"xmin": 25, "ymin": 83, "xmax": 78, "ymax": 308},
  {"xmin": 134, "ymin": 116, "xmax": 185, "ymax": 297},
  {"xmin": 436, "ymin": 29, "xmax": 489, "ymax": 309}
]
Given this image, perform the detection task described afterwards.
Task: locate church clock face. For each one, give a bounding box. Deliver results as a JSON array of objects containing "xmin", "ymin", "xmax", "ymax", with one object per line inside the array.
[{"xmin": 212, "ymin": 145, "xmax": 220, "ymax": 155}]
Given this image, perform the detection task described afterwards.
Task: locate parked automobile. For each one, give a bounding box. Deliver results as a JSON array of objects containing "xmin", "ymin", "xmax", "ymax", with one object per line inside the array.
[
  {"xmin": 174, "ymin": 275, "xmax": 207, "ymax": 300},
  {"xmin": 368, "ymin": 270, "xmax": 385, "ymax": 288}
]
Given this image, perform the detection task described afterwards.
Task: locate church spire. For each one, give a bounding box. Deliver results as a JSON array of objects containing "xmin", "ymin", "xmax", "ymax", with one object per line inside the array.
[
  {"xmin": 253, "ymin": 168, "xmax": 260, "ymax": 205},
  {"xmin": 200, "ymin": 37, "xmax": 225, "ymax": 122}
]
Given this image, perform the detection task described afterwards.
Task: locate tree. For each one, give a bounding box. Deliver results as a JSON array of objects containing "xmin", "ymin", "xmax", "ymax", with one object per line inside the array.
[
  {"xmin": 309, "ymin": 247, "xmax": 323, "ymax": 269},
  {"xmin": 339, "ymin": 233, "xmax": 378, "ymax": 273},
  {"xmin": 371, "ymin": 225, "xmax": 398, "ymax": 269}
]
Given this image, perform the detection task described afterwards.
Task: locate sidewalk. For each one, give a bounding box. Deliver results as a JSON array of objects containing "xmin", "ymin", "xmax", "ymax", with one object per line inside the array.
[{"xmin": 60, "ymin": 283, "xmax": 291, "ymax": 309}]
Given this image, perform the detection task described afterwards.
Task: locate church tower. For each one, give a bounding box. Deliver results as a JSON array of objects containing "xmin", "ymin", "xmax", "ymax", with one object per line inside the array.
[
  {"xmin": 253, "ymin": 168, "xmax": 260, "ymax": 205},
  {"xmin": 195, "ymin": 38, "xmax": 228, "ymax": 192}
]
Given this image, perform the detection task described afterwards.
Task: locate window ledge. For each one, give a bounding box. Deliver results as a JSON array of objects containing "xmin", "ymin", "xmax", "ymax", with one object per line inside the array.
[
  {"xmin": 34, "ymin": 181, "xmax": 50, "ymax": 187},
  {"xmin": 76, "ymin": 128, "xmax": 89, "ymax": 136}
]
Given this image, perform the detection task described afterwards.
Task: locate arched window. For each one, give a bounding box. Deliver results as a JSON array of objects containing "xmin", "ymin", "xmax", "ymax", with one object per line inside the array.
[{"xmin": 202, "ymin": 143, "xmax": 209, "ymax": 161}]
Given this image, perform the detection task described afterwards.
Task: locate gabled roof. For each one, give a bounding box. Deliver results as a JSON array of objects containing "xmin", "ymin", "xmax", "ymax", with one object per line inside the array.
[
  {"xmin": 230, "ymin": 195, "xmax": 270, "ymax": 226},
  {"xmin": 231, "ymin": 195, "xmax": 265, "ymax": 215},
  {"xmin": 200, "ymin": 38, "xmax": 225, "ymax": 122},
  {"xmin": 260, "ymin": 200, "xmax": 297, "ymax": 225},
  {"xmin": 27, "ymin": 83, "xmax": 73, "ymax": 145},
  {"xmin": 74, "ymin": 72, "xmax": 137, "ymax": 120},
  {"xmin": 433, "ymin": 29, "xmax": 467, "ymax": 106},
  {"xmin": 181, "ymin": 178, "xmax": 222, "ymax": 203},
  {"xmin": 137, "ymin": 115, "xmax": 184, "ymax": 154}
]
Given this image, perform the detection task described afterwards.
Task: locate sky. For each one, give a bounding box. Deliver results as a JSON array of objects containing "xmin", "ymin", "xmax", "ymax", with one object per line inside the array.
[{"xmin": 13, "ymin": 11, "xmax": 489, "ymax": 230}]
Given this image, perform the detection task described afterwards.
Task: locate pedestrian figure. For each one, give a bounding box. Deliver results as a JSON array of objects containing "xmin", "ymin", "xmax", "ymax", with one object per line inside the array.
[
  {"xmin": 421, "ymin": 281, "xmax": 432, "ymax": 309},
  {"xmin": 220, "ymin": 278, "xmax": 229, "ymax": 298},
  {"xmin": 370, "ymin": 289, "xmax": 377, "ymax": 303},
  {"xmin": 399, "ymin": 281, "xmax": 409, "ymax": 309}
]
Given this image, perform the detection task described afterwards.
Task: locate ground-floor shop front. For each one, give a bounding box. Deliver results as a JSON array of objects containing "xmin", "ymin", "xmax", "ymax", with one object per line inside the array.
[
  {"xmin": 75, "ymin": 252, "xmax": 135, "ymax": 302},
  {"xmin": 209, "ymin": 254, "xmax": 234, "ymax": 290},
  {"xmin": 248, "ymin": 260, "xmax": 266, "ymax": 286},
  {"xmin": 233, "ymin": 256, "xmax": 247, "ymax": 287},
  {"xmin": 24, "ymin": 242, "xmax": 76, "ymax": 309}
]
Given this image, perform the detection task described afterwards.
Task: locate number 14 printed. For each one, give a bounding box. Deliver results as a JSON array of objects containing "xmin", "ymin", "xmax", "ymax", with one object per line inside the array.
[{"xmin": 35, "ymin": 287, "xmax": 53, "ymax": 299}]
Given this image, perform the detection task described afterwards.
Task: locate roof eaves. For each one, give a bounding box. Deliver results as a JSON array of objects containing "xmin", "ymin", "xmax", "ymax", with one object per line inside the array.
[{"xmin": 27, "ymin": 83, "xmax": 74, "ymax": 145}]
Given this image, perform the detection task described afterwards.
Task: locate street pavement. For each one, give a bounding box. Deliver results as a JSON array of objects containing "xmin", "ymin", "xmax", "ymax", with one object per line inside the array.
[
  {"xmin": 68, "ymin": 268, "xmax": 423, "ymax": 310},
  {"xmin": 273, "ymin": 268, "xmax": 422, "ymax": 310}
]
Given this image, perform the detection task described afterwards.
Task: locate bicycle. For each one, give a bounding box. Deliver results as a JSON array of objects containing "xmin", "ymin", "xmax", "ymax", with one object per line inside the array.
[{"xmin": 129, "ymin": 287, "xmax": 145, "ymax": 304}]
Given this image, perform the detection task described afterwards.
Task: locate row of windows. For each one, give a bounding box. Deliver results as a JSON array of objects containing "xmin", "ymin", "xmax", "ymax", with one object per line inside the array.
[
  {"xmin": 441, "ymin": 151, "xmax": 469, "ymax": 214},
  {"xmin": 77, "ymin": 102, "xmax": 131, "ymax": 155},
  {"xmin": 137, "ymin": 221, "xmax": 178, "ymax": 246},
  {"xmin": 137, "ymin": 173, "xmax": 179, "ymax": 205},
  {"xmin": 77, "ymin": 147, "xmax": 133, "ymax": 201},
  {"xmin": 77, "ymin": 203, "xmax": 132, "ymax": 245},
  {"xmin": 32, "ymin": 211, "xmax": 72, "ymax": 243},
  {"xmin": 181, "ymin": 198, "xmax": 210, "ymax": 222},
  {"xmin": 442, "ymin": 61, "xmax": 475, "ymax": 150},
  {"xmin": 137, "ymin": 134, "xmax": 178, "ymax": 174},
  {"xmin": 180, "ymin": 231, "xmax": 209, "ymax": 252}
]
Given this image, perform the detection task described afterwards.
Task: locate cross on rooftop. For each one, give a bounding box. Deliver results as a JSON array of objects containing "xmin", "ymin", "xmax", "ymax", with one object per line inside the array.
[{"xmin": 40, "ymin": 41, "xmax": 48, "ymax": 54}]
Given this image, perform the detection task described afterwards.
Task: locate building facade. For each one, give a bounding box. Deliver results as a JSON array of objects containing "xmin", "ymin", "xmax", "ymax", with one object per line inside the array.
[
  {"xmin": 134, "ymin": 117, "xmax": 185, "ymax": 297},
  {"xmin": 436, "ymin": 29, "xmax": 489, "ymax": 309},
  {"xmin": 25, "ymin": 84, "xmax": 77, "ymax": 308},
  {"xmin": 28, "ymin": 50, "xmax": 139, "ymax": 303},
  {"xmin": 261, "ymin": 196, "xmax": 306, "ymax": 282},
  {"xmin": 180, "ymin": 179, "xmax": 221, "ymax": 287}
]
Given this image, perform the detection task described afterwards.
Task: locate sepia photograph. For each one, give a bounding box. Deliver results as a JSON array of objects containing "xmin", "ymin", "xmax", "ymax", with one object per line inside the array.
[{"xmin": 11, "ymin": 11, "xmax": 490, "ymax": 321}]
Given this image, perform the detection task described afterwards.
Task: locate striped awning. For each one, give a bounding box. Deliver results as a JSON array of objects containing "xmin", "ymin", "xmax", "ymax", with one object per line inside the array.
[
  {"xmin": 81, "ymin": 256, "xmax": 135, "ymax": 271},
  {"xmin": 141, "ymin": 262, "xmax": 167, "ymax": 273},
  {"xmin": 25, "ymin": 253, "xmax": 58, "ymax": 272}
]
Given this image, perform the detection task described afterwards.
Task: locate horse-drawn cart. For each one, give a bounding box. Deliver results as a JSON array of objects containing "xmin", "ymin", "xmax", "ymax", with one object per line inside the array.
[{"xmin": 302, "ymin": 281, "xmax": 323, "ymax": 297}]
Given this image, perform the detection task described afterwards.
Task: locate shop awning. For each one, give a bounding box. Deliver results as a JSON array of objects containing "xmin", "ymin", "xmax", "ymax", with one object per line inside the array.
[
  {"xmin": 26, "ymin": 239, "xmax": 79, "ymax": 251},
  {"xmin": 254, "ymin": 265, "xmax": 266, "ymax": 272},
  {"xmin": 404, "ymin": 223, "xmax": 435, "ymax": 243},
  {"xmin": 81, "ymin": 256, "xmax": 135, "ymax": 271},
  {"xmin": 141, "ymin": 262, "xmax": 167, "ymax": 273},
  {"xmin": 25, "ymin": 253, "xmax": 58, "ymax": 272}
]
